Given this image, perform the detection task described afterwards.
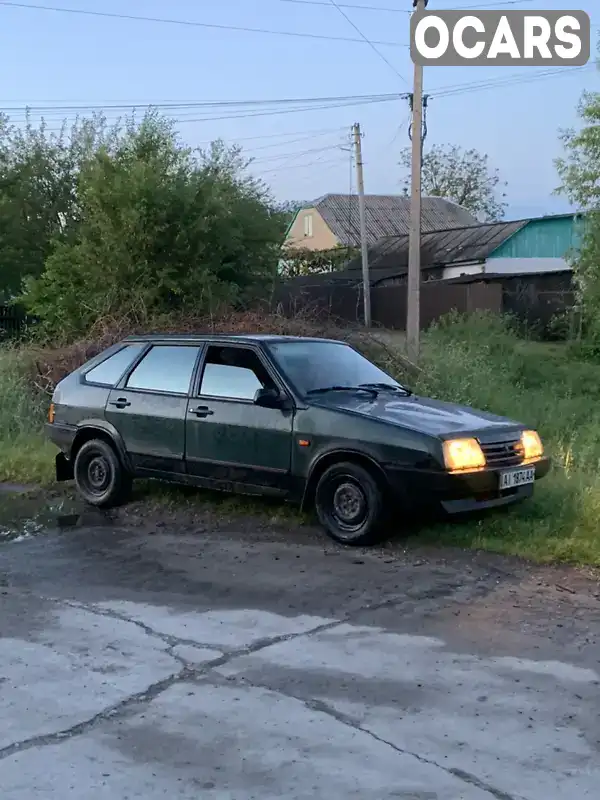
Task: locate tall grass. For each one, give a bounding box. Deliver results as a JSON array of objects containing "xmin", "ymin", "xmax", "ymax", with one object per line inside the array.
[
  {"xmin": 0, "ymin": 346, "xmax": 55, "ymax": 484},
  {"xmin": 411, "ymin": 312, "xmax": 600, "ymax": 565}
]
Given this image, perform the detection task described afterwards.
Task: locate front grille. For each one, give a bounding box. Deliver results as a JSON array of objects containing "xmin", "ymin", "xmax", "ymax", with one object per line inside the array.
[{"xmin": 480, "ymin": 438, "xmax": 524, "ymax": 468}]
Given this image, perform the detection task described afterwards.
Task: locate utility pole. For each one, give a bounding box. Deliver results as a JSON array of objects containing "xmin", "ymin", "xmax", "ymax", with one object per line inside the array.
[
  {"xmin": 353, "ymin": 122, "xmax": 371, "ymax": 328},
  {"xmin": 406, "ymin": 0, "xmax": 427, "ymax": 362}
]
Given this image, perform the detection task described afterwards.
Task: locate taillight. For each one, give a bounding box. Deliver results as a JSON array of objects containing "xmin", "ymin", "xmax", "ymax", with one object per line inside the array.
[{"xmin": 48, "ymin": 403, "xmax": 55, "ymax": 424}]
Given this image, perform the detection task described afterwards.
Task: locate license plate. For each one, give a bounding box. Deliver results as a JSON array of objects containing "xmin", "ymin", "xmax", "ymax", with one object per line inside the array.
[{"xmin": 499, "ymin": 467, "xmax": 536, "ymax": 490}]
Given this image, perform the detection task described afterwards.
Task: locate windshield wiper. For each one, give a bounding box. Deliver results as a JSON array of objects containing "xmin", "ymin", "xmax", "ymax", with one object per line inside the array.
[
  {"xmin": 359, "ymin": 382, "xmax": 412, "ymax": 396},
  {"xmin": 306, "ymin": 385, "xmax": 379, "ymax": 398}
]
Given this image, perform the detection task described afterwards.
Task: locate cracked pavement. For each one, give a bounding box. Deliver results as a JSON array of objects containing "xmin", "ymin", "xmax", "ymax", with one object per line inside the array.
[{"xmin": 0, "ymin": 512, "xmax": 599, "ymax": 799}]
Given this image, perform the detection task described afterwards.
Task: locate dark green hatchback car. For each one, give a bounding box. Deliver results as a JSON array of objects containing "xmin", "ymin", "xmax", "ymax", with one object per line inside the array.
[{"xmin": 45, "ymin": 333, "xmax": 550, "ymax": 546}]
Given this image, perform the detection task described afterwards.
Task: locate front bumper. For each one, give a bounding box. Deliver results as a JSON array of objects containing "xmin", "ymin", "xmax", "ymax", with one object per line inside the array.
[{"xmin": 384, "ymin": 456, "xmax": 551, "ymax": 515}]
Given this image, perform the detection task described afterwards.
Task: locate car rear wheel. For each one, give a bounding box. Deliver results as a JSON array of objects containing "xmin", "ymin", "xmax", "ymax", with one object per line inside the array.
[
  {"xmin": 74, "ymin": 438, "xmax": 132, "ymax": 508},
  {"xmin": 314, "ymin": 461, "xmax": 387, "ymax": 547}
]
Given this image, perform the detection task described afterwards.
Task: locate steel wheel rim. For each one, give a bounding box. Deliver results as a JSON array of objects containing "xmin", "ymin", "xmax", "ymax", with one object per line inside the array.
[
  {"xmin": 83, "ymin": 454, "xmax": 111, "ymax": 495},
  {"xmin": 326, "ymin": 476, "xmax": 369, "ymax": 537}
]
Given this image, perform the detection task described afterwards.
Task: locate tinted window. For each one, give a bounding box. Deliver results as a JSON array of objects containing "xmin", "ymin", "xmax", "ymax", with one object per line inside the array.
[
  {"xmin": 84, "ymin": 344, "xmax": 145, "ymax": 387},
  {"xmin": 126, "ymin": 345, "xmax": 200, "ymax": 394},
  {"xmin": 199, "ymin": 346, "xmax": 273, "ymax": 400},
  {"xmin": 269, "ymin": 340, "xmax": 402, "ymax": 395}
]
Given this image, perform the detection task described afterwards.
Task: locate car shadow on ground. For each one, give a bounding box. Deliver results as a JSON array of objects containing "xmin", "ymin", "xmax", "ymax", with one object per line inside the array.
[{"xmin": 0, "ymin": 477, "xmax": 535, "ymax": 556}]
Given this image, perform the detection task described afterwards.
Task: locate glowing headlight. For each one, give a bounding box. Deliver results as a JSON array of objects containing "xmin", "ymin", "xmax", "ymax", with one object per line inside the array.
[
  {"xmin": 442, "ymin": 438, "xmax": 486, "ymax": 472},
  {"xmin": 521, "ymin": 429, "xmax": 543, "ymax": 461}
]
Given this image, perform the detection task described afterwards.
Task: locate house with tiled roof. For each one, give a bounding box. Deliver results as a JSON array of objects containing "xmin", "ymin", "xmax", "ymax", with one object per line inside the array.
[{"xmin": 283, "ymin": 193, "xmax": 477, "ymax": 251}]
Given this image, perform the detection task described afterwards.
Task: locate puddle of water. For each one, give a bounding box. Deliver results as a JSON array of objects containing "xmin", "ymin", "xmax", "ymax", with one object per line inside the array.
[
  {"xmin": 0, "ymin": 482, "xmax": 34, "ymax": 495},
  {"xmin": 0, "ymin": 493, "xmax": 84, "ymax": 544}
]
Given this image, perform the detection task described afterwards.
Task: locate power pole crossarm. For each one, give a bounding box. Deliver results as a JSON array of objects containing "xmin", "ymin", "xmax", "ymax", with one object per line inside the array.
[
  {"xmin": 353, "ymin": 122, "xmax": 371, "ymax": 328},
  {"xmin": 406, "ymin": 0, "xmax": 426, "ymax": 362}
]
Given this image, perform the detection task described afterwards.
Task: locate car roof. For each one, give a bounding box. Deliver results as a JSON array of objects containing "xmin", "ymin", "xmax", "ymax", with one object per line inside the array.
[{"xmin": 121, "ymin": 333, "xmax": 346, "ymax": 345}]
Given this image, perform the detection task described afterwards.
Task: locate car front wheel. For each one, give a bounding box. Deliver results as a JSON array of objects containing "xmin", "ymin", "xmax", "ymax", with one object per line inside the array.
[
  {"xmin": 73, "ymin": 438, "xmax": 132, "ymax": 508},
  {"xmin": 314, "ymin": 461, "xmax": 387, "ymax": 546}
]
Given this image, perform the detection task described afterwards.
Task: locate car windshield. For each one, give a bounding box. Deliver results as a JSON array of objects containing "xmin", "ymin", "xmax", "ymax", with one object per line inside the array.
[{"xmin": 268, "ymin": 340, "xmax": 407, "ymax": 397}]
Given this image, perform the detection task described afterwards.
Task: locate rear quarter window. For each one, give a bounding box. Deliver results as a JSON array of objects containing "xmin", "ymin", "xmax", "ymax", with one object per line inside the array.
[
  {"xmin": 126, "ymin": 345, "xmax": 200, "ymax": 394},
  {"xmin": 83, "ymin": 344, "xmax": 146, "ymax": 387}
]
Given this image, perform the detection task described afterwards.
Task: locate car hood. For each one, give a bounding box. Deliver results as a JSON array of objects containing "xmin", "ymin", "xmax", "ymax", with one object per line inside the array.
[{"xmin": 309, "ymin": 392, "xmax": 524, "ymax": 438}]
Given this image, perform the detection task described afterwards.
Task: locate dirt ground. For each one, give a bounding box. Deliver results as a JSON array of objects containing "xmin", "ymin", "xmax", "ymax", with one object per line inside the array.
[{"xmin": 0, "ymin": 487, "xmax": 599, "ymax": 799}]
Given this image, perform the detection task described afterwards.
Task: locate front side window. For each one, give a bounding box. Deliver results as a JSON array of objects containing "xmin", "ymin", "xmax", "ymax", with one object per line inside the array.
[
  {"xmin": 126, "ymin": 345, "xmax": 200, "ymax": 394},
  {"xmin": 84, "ymin": 344, "xmax": 145, "ymax": 387},
  {"xmin": 268, "ymin": 340, "xmax": 402, "ymax": 396},
  {"xmin": 199, "ymin": 345, "xmax": 275, "ymax": 401}
]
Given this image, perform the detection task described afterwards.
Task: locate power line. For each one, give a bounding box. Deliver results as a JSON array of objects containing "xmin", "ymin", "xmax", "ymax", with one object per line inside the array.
[
  {"xmin": 33, "ymin": 95, "xmax": 400, "ymax": 133},
  {"xmin": 432, "ymin": 64, "xmax": 596, "ymax": 99},
  {"xmin": 250, "ymin": 144, "xmax": 343, "ymax": 163},
  {"xmin": 3, "ymin": 63, "xmax": 592, "ymax": 131},
  {"xmin": 286, "ymin": 157, "xmax": 346, "ymax": 184},
  {"xmin": 0, "ymin": 92, "xmax": 403, "ymax": 115},
  {"xmin": 2, "ymin": 58, "xmax": 592, "ymax": 119},
  {"xmin": 121, "ymin": 96, "xmax": 401, "ymax": 124},
  {"xmin": 240, "ymin": 129, "xmax": 346, "ymax": 152},
  {"xmin": 259, "ymin": 155, "xmax": 347, "ymax": 175},
  {"xmin": 281, "ymin": 0, "xmax": 537, "ymax": 12},
  {"xmin": 0, "ymin": 1, "xmax": 408, "ymax": 47},
  {"xmin": 386, "ymin": 114, "xmax": 411, "ymax": 149},
  {"xmin": 196, "ymin": 126, "xmax": 346, "ymax": 146},
  {"xmin": 324, "ymin": 0, "xmax": 408, "ymax": 84},
  {"xmin": 175, "ymin": 66, "xmax": 595, "ymax": 119}
]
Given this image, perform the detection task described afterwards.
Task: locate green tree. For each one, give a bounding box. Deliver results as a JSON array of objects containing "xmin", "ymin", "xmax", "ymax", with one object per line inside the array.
[
  {"xmin": 20, "ymin": 113, "xmax": 284, "ymax": 338},
  {"xmin": 0, "ymin": 112, "xmax": 112, "ymax": 301},
  {"xmin": 555, "ymin": 75, "xmax": 600, "ymax": 342},
  {"xmin": 399, "ymin": 144, "xmax": 507, "ymax": 222}
]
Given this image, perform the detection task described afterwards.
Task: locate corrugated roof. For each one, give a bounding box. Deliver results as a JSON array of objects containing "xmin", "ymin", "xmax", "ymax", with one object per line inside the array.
[
  {"xmin": 313, "ymin": 193, "xmax": 477, "ymax": 247},
  {"xmin": 281, "ymin": 220, "xmax": 531, "ymax": 288},
  {"xmin": 342, "ymin": 220, "xmax": 527, "ymax": 277}
]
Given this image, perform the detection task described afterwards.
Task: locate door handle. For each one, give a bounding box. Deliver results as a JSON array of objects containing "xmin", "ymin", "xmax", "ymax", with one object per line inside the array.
[
  {"xmin": 193, "ymin": 405, "xmax": 214, "ymax": 418},
  {"xmin": 109, "ymin": 398, "xmax": 131, "ymax": 408}
]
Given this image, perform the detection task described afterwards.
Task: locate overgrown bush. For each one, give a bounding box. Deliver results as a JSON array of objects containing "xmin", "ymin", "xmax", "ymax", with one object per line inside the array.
[{"xmin": 26, "ymin": 308, "xmax": 413, "ymax": 394}]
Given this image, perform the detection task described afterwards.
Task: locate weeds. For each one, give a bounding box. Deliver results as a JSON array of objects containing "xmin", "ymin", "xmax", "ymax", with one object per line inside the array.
[
  {"xmin": 0, "ymin": 347, "xmax": 55, "ymax": 485},
  {"xmin": 411, "ymin": 312, "xmax": 600, "ymax": 565}
]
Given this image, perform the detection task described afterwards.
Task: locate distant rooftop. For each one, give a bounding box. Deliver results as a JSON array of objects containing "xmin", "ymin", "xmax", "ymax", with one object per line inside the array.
[{"xmin": 307, "ymin": 193, "xmax": 478, "ymax": 247}]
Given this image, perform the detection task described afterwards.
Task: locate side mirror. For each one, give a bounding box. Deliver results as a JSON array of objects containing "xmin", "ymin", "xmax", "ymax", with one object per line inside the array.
[{"xmin": 254, "ymin": 387, "xmax": 283, "ymax": 409}]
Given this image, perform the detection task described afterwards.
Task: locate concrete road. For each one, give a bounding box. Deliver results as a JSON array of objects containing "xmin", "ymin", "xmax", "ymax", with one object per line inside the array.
[{"xmin": 0, "ymin": 508, "xmax": 599, "ymax": 799}]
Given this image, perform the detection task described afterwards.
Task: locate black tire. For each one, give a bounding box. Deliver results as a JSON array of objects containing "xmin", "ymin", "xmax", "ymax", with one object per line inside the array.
[
  {"xmin": 73, "ymin": 438, "xmax": 132, "ymax": 509},
  {"xmin": 314, "ymin": 461, "xmax": 387, "ymax": 547}
]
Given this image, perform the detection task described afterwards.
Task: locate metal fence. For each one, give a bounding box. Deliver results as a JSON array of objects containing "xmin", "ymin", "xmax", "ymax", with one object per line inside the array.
[
  {"xmin": 0, "ymin": 305, "xmax": 32, "ymax": 338},
  {"xmin": 272, "ymin": 279, "xmax": 502, "ymax": 329},
  {"xmin": 271, "ymin": 271, "xmax": 574, "ymax": 337}
]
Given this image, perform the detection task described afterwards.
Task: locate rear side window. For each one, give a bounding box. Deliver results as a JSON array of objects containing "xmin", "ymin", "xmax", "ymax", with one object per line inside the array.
[
  {"xmin": 84, "ymin": 344, "xmax": 145, "ymax": 387},
  {"xmin": 126, "ymin": 345, "xmax": 200, "ymax": 394}
]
